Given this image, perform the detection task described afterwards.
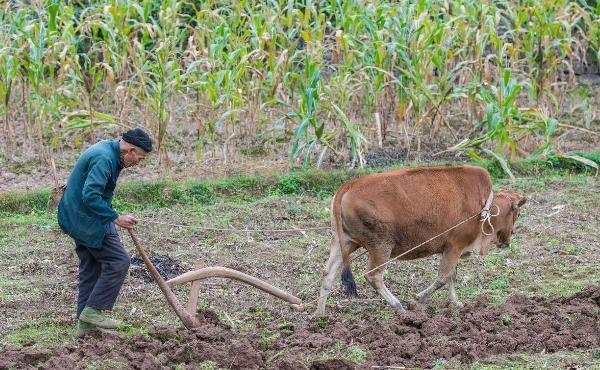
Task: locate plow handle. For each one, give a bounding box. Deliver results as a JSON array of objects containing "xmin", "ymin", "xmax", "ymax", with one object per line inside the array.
[{"xmin": 127, "ymin": 229, "xmax": 201, "ymax": 329}]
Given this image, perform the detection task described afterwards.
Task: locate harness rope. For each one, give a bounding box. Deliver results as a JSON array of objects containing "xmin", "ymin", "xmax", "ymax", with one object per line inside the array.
[
  {"xmin": 141, "ymin": 219, "xmax": 330, "ymax": 233},
  {"xmin": 480, "ymin": 191, "xmax": 499, "ymax": 236},
  {"xmin": 480, "ymin": 204, "xmax": 500, "ymax": 236}
]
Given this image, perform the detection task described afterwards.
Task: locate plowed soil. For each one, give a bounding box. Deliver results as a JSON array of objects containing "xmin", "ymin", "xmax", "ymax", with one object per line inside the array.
[{"xmin": 2, "ymin": 285, "xmax": 598, "ymax": 369}]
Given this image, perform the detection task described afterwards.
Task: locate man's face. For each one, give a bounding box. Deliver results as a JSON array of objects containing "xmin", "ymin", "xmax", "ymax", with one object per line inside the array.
[{"xmin": 121, "ymin": 147, "xmax": 148, "ymax": 168}]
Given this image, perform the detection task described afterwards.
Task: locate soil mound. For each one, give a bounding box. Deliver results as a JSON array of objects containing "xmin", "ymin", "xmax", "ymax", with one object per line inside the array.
[{"xmin": 1, "ymin": 286, "xmax": 598, "ymax": 369}]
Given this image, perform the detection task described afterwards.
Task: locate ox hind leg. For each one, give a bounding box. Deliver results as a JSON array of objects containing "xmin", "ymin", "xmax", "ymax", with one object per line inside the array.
[
  {"xmin": 448, "ymin": 267, "xmax": 463, "ymax": 307},
  {"xmin": 314, "ymin": 236, "xmax": 359, "ymax": 316},
  {"xmin": 365, "ymin": 243, "xmax": 404, "ymax": 312},
  {"xmin": 416, "ymin": 245, "xmax": 462, "ymax": 303}
]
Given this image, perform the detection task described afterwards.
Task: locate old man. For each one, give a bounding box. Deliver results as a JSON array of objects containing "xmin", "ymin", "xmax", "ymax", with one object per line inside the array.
[{"xmin": 58, "ymin": 128, "xmax": 152, "ymax": 337}]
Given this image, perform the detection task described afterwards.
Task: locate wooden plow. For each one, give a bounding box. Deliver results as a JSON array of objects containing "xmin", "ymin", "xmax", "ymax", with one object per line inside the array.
[{"xmin": 128, "ymin": 230, "xmax": 303, "ymax": 329}]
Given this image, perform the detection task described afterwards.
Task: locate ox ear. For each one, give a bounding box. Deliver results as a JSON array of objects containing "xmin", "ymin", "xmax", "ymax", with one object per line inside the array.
[{"xmin": 512, "ymin": 196, "xmax": 527, "ymax": 211}]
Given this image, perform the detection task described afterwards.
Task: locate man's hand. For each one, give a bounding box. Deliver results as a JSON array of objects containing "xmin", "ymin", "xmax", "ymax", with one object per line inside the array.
[{"xmin": 114, "ymin": 214, "xmax": 137, "ymax": 229}]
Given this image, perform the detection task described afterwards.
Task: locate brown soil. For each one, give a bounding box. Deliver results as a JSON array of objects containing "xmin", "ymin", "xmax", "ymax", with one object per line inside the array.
[
  {"xmin": 130, "ymin": 254, "xmax": 187, "ymax": 282},
  {"xmin": 1, "ymin": 285, "xmax": 598, "ymax": 369}
]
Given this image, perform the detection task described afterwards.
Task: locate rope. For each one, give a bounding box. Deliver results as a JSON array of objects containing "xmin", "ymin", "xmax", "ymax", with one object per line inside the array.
[
  {"xmin": 141, "ymin": 219, "xmax": 330, "ymax": 233},
  {"xmin": 480, "ymin": 204, "xmax": 500, "ymax": 236}
]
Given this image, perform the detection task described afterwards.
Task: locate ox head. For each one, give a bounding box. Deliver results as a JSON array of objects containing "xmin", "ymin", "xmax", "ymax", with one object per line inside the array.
[{"xmin": 491, "ymin": 189, "xmax": 527, "ymax": 249}]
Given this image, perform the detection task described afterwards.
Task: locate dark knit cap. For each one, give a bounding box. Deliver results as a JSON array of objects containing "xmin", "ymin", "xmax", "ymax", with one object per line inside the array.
[{"xmin": 122, "ymin": 128, "xmax": 153, "ymax": 152}]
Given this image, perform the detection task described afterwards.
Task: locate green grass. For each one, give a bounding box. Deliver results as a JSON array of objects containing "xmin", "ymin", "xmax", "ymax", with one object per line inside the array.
[
  {"xmin": 0, "ymin": 277, "xmax": 28, "ymax": 287},
  {"xmin": 0, "ymin": 212, "xmax": 55, "ymax": 226},
  {"xmin": 1, "ymin": 152, "xmax": 598, "ymax": 216},
  {"xmin": 470, "ymin": 349, "xmax": 600, "ymax": 369},
  {"xmin": 452, "ymin": 246, "xmax": 600, "ymax": 307},
  {"xmin": 1, "ymin": 322, "xmax": 72, "ymax": 349},
  {"xmin": 315, "ymin": 341, "xmax": 368, "ymax": 365},
  {"xmin": 345, "ymin": 345, "xmax": 368, "ymax": 364},
  {"xmin": 198, "ymin": 361, "xmax": 219, "ymax": 370},
  {"xmin": 0, "ymin": 190, "xmax": 54, "ymax": 214}
]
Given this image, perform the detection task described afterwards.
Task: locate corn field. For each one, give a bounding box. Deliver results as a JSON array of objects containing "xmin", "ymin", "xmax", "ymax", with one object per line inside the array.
[{"xmin": 0, "ymin": 0, "xmax": 598, "ymax": 171}]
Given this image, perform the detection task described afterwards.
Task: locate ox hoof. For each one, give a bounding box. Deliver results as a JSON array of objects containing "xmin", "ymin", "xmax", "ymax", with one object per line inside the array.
[
  {"xmin": 415, "ymin": 293, "xmax": 427, "ymax": 303},
  {"xmin": 290, "ymin": 304, "xmax": 305, "ymax": 312},
  {"xmin": 450, "ymin": 300, "xmax": 464, "ymax": 308},
  {"xmin": 311, "ymin": 310, "xmax": 327, "ymax": 318},
  {"xmin": 393, "ymin": 304, "xmax": 405, "ymax": 313}
]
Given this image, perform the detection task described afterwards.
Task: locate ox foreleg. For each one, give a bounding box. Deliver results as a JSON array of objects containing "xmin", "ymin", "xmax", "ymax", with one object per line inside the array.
[{"xmin": 416, "ymin": 246, "xmax": 461, "ymax": 303}]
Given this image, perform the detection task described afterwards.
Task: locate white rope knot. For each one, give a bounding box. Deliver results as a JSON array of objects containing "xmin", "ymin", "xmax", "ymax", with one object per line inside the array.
[
  {"xmin": 480, "ymin": 204, "xmax": 500, "ymax": 236},
  {"xmin": 480, "ymin": 190, "xmax": 498, "ymax": 236}
]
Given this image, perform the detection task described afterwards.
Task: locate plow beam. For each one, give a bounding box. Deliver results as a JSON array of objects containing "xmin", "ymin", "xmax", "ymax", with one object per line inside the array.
[{"xmin": 167, "ymin": 266, "xmax": 302, "ymax": 306}]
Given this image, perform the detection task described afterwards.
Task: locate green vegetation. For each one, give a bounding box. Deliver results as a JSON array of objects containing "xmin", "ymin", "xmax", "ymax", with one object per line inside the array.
[
  {"xmin": 345, "ymin": 345, "xmax": 368, "ymax": 364},
  {"xmin": 1, "ymin": 323, "xmax": 71, "ymax": 349},
  {"xmin": 470, "ymin": 350, "xmax": 600, "ymax": 369},
  {"xmin": 1, "ymin": 152, "xmax": 599, "ymax": 215},
  {"xmin": 0, "ymin": 0, "xmax": 598, "ymax": 172}
]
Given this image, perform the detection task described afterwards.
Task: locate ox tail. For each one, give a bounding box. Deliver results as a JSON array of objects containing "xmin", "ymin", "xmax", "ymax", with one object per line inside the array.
[{"xmin": 333, "ymin": 186, "xmax": 358, "ymax": 298}]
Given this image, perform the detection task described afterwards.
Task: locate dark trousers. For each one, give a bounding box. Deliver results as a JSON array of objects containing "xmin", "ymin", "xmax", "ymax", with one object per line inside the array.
[{"xmin": 74, "ymin": 223, "xmax": 130, "ymax": 317}]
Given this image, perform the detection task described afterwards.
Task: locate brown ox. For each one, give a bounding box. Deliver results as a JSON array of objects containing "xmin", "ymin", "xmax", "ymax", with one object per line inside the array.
[{"xmin": 315, "ymin": 165, "xmax": 526, "ymax": 315}]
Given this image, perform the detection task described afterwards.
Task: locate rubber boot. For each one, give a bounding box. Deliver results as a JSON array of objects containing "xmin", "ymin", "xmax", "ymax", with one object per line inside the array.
[
  {"xmin": 79, "ymin": 307, "xmax": 121, "ymax": 329},
  {"xmin": 74, "ymin": 320, "xmax": 96, "ymax": 338}
]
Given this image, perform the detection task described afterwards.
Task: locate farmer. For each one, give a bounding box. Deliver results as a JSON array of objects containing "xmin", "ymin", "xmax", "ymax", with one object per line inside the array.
[{"xmin": 57, "ymin": 128, "xmax": 152, "ymax": 337}]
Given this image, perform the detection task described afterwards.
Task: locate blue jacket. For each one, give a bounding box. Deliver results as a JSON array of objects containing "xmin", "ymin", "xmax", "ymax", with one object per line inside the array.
[{"xmin": 58, "ymin": 140, "xmax": 122, "ymax": 248}]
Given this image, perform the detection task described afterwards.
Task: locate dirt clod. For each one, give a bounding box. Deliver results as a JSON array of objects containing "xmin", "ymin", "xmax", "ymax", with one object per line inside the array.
[
  {"xmin": 310, "ymin": 358, "xmax": 356, "ymax": 369},
  {"xmin": 1, "ymin": 286, "xmax": 598, "ymax": 369}
]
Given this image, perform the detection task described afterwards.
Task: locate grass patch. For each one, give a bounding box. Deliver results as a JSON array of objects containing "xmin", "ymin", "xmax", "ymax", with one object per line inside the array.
[
  {"xmin": 316, "ymin": 341, "xmax": 369, "ymax": 365},
  {"xmin": 345, "ymin": 345, "xmax": 368, "ymax": 364},
  {"xmin": 479, "ymin": 151, "xmax": 600, "ymax": 179},
  {"xmin": 0, "ymin": 322, "xmax": 71, "ymax": 349},
  {"xmin": 0, "ymin": 277, "xmax": 28, "ymax": 287},
  {"xmin": 471, "ymin": 349, "xmax": 600, "ymax": 369},
  {"xmin": 0, "ymin": 211, "xmax": 55, "ymax": 227},
  {"xmin": 198, "ymin": 361, "xmax": 219, "ymax": 370},
  {"xmin": 0, "ymin": 190, "xmax": 53, "ymax": 214},
  {"xmin": 1, "ymin": 153, "xmax": 599, "ymax": 216}
]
